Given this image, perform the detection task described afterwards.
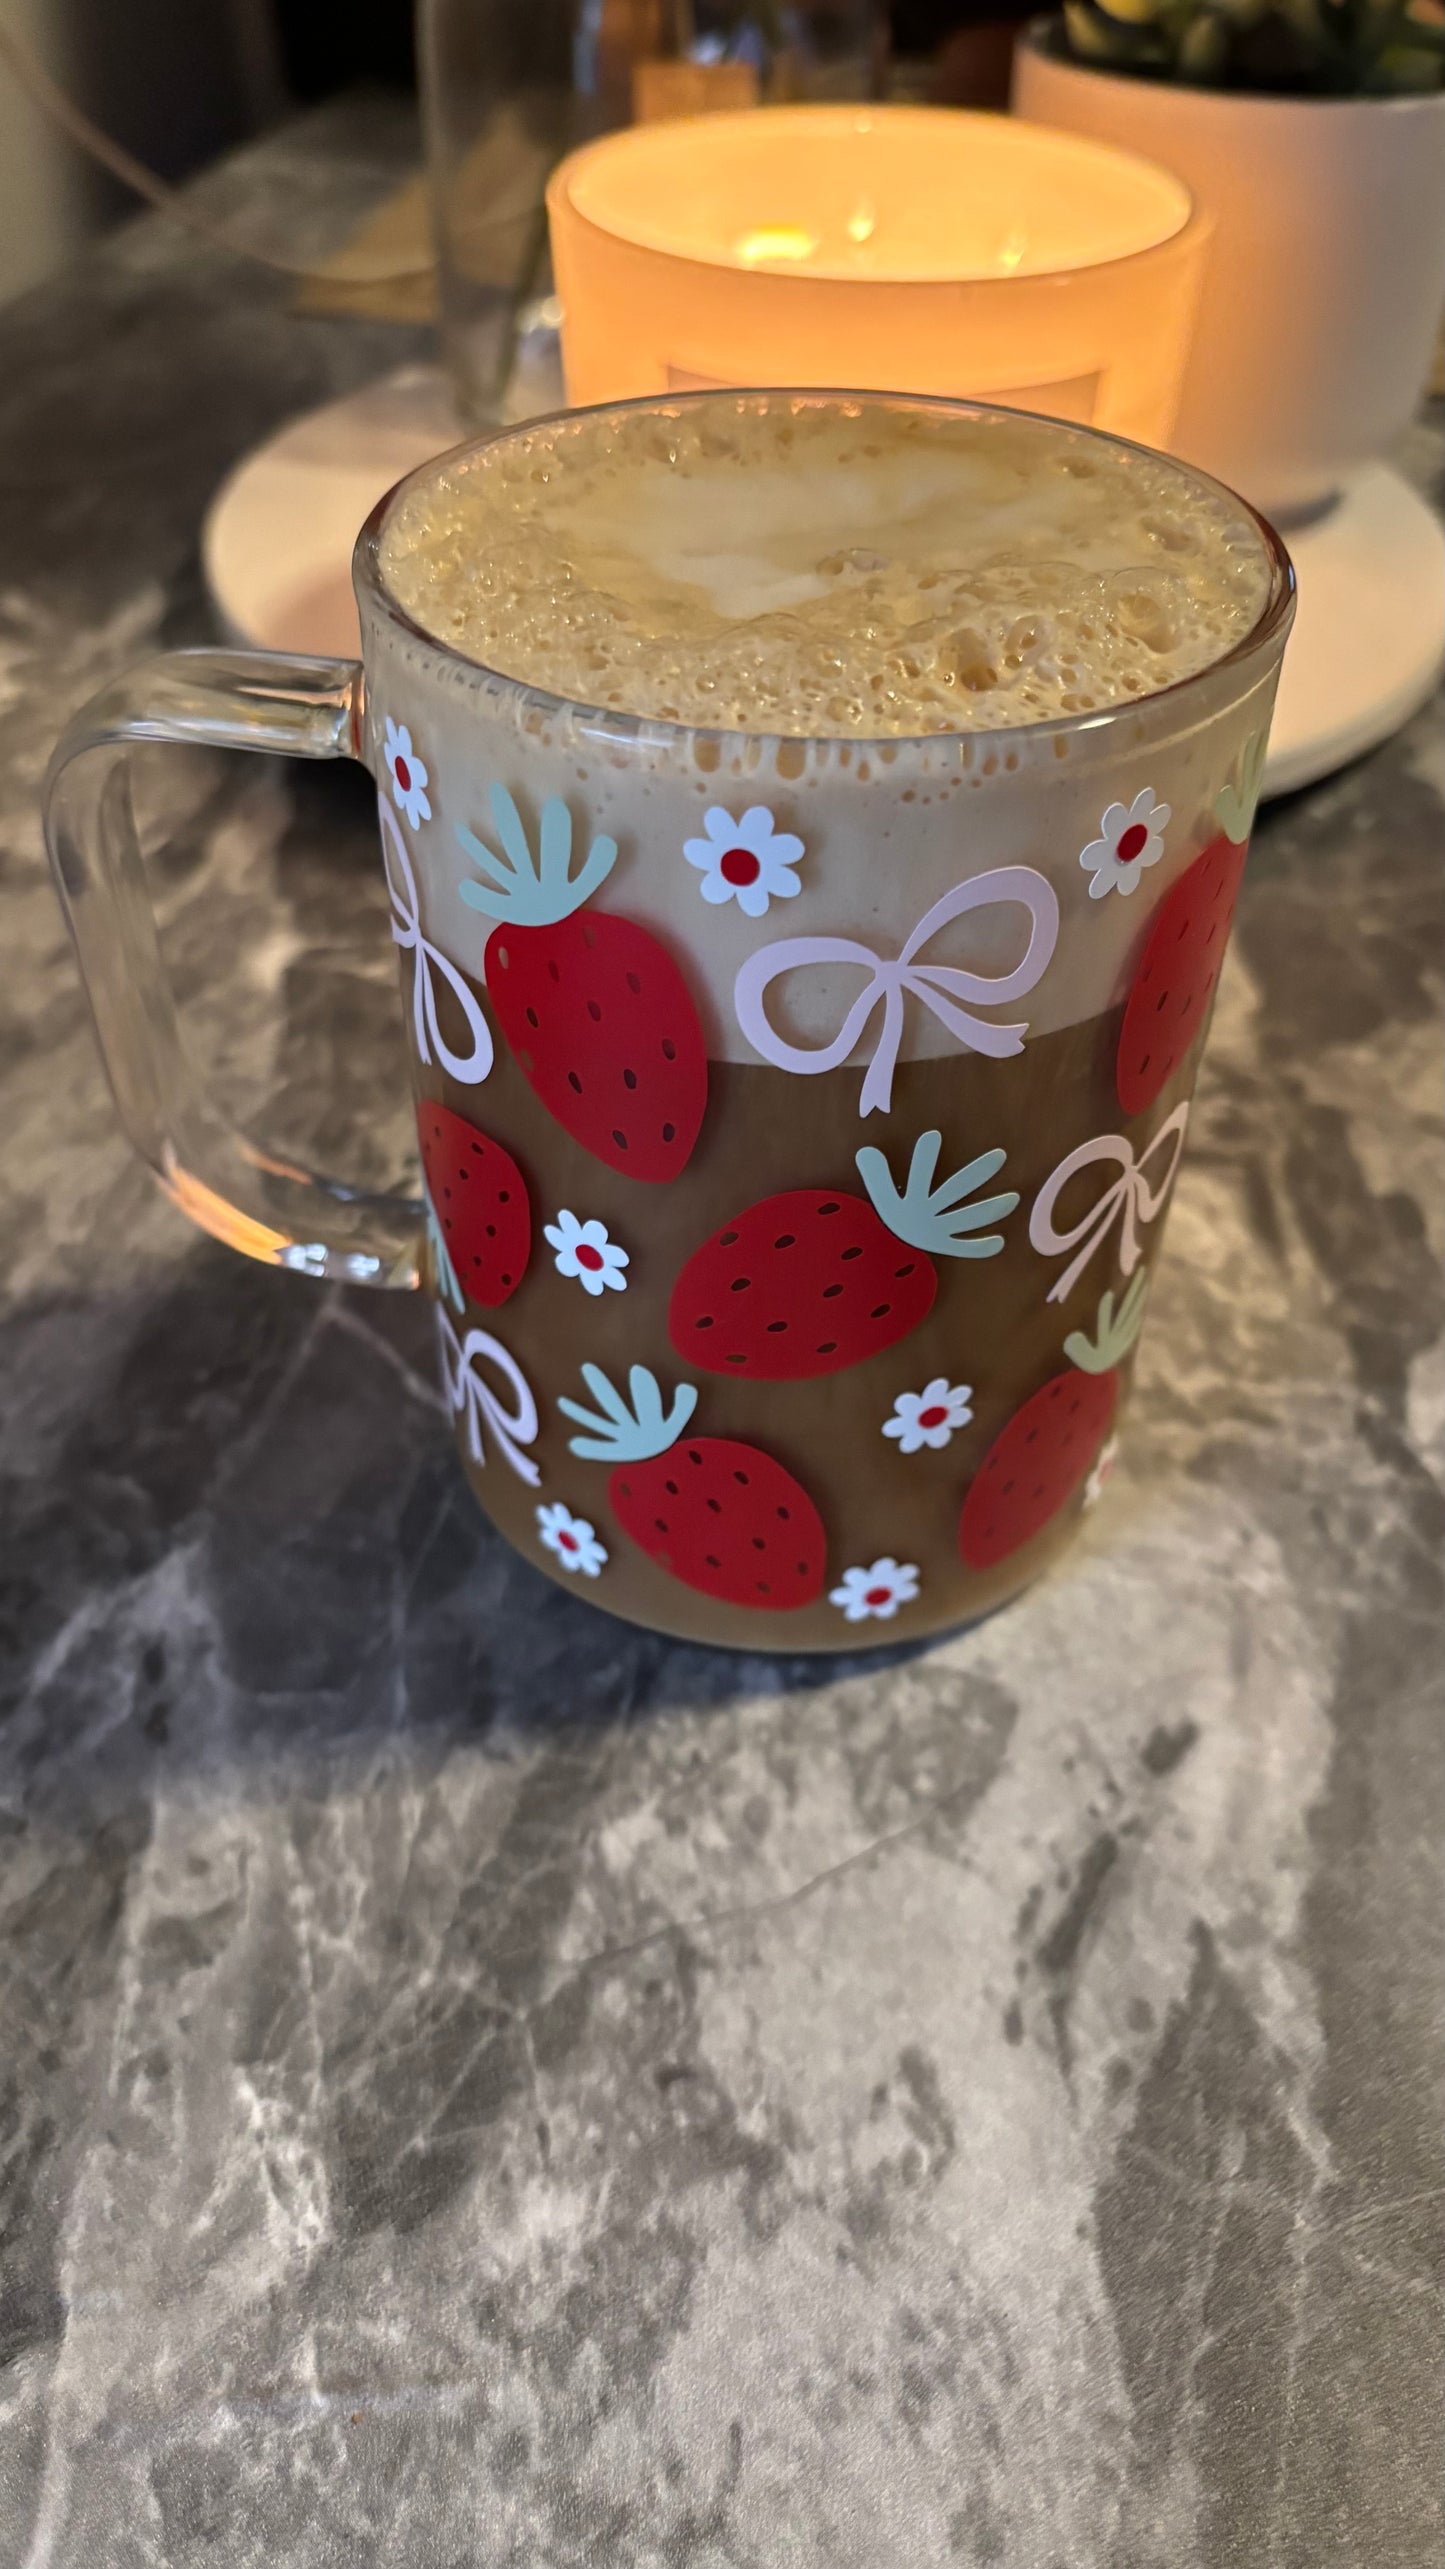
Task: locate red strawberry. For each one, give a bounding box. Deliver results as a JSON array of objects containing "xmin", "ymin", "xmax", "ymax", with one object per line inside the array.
[
  {"xmin": 1116, "ymin": 834, "xmax": 1246, "ymax": 1116},
  {"xmin": 670, "ymin": 1129, "xmax": 1019, "ymax": 1381},
  {"xmin": 958, "ymin": 1276, "xmax": 1146, "ymax": 1571},
  {"xmin": 671, "ymin": 1188, "xmax": 933, "ymax": 1380},
  {"xmin": 418, "ymin": 1101, "xmax": 530, "ymax": 1308},
  {"xmin": 458, "ymin": 787, "xmax": 706, "ymax": 1182},
  {"xmin": 558, "ymin": 1365, "xmax": 825, "ymax": 1611}
]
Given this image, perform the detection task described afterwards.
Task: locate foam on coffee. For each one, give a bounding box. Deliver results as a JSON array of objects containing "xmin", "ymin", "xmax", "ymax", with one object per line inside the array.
[{"xmin": 379, "ymin": 395, "xmax": 1271, "ymax": 737}]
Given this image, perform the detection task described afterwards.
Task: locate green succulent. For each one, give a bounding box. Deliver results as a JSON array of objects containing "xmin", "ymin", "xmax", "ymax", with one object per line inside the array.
[{"xmin": 1060, "ymin": 0, "xmax": 1445, "ymax": 92}]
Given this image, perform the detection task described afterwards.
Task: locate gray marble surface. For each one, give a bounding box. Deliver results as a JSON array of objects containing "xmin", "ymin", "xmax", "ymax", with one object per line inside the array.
[{"xmin": 1, "ymin": 102, "xmax": 1441, "ymax": 2569}]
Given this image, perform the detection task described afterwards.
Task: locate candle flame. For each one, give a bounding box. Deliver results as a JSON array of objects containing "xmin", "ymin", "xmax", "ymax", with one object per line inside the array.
[{"xmin": 735, "ymin": 224, "xmax": 819, "ymax": 267}]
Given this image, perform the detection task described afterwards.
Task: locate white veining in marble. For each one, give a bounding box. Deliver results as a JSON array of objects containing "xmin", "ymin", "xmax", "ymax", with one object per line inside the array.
[{"xmin": 1, "ymin": 101, "xmax": 1441, "ymax": 2569}]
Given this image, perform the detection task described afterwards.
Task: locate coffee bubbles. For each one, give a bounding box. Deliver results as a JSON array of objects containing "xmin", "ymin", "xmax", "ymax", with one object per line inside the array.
[{"xmin": 380, "ymin": 394, "xmax": 1271, "ymax": 737}]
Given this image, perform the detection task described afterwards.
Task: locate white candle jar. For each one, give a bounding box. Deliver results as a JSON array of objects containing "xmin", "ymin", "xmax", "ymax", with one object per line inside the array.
[{"xmin": 547, "ymin": 104, "xmax": 1211, "ymax": 444}]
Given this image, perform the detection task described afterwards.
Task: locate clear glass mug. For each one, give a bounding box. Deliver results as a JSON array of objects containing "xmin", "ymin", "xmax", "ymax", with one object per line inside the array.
[{"xmin": 43, "ymin": 391, "xmax": 1293, "ymax": 1652}]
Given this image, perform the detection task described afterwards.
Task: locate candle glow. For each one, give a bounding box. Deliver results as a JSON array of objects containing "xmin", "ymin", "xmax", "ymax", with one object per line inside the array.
[{"xmin": 548, "ymin": 106, "xmax": 1211, "ymax": 445}]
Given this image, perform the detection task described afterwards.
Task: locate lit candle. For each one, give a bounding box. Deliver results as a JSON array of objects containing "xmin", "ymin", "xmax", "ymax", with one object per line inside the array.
[{"xmin": 547, "ymin": 106, "xmax": 1210, "ymax": 445}]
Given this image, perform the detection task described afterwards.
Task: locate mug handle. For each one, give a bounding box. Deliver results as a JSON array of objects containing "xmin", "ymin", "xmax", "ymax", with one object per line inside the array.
[{"xmin": 42, "ymin": 646, "xmax": 422, "ymax": 1289}]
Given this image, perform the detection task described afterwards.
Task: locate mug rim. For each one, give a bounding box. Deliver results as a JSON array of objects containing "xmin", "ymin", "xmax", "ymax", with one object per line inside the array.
[{"xmin": 353, "ymin": 386, "xmax": 1296, "ymax": 755}]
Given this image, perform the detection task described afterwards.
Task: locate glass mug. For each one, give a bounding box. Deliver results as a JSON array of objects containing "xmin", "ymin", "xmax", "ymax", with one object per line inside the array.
[{"xmin": 43, "ymin": 392, "xmax": 1293, "ymax": 1652}]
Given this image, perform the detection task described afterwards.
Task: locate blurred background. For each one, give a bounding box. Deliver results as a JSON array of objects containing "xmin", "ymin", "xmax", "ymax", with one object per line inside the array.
[
  {"xmin": 0, "ymin": 0, "xmax": 413, "ymax": 304},
  {"xmin": 1, "ymin": 0, "xmax": 1031, "ymax": 307}
]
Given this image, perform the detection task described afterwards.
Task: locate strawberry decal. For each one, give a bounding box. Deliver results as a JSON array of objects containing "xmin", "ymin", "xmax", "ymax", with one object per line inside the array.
[
  {"xmin": 457, "ymin": 787, "xmax": 707, "ymax": 1181},
  {"xmin": 558, "ymin": 1364, "xmax": 826, "ymax": 1611},
  {"xmin": 1116, "ymin": 836, "xmax": 1246, "ymax": 1116},
  {"xmin": 669, "ymin": 1130, "xmax": 1017, "ymax": 1382},
  {"xmin": 418, "ymin": 1101, "xmax": 531, "ymax": 1309},
  {"xmin": 958, "ymin": 1277, "xmax": 1147, "ymax": 1572}
]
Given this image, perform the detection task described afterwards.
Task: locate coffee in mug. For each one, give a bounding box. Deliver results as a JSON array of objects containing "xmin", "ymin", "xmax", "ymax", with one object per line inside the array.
[{"xmin": 44, "ymin": 392, "xmax": 1293, "ymax": 1649}]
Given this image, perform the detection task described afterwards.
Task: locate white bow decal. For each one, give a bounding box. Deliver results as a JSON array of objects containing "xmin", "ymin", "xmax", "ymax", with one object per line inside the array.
[
  {"xmin": 1029, "ymin": 1103, "xmax": 1190, "ymax": 1305},
  {"xmin": 436, "ymin": 1309, "xmax": 540, "ymax": 1485},
  {"xmin": 733, "ymin": 866, "xmax": 1060, "ymax": 1119},
  {"xmin": 378, "ymin": 797, "xmax": 493, "ymax": 1085}
]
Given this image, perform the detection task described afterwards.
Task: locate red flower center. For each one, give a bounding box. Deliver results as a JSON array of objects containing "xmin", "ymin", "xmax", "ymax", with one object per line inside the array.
[
  {"xmin": 575, "ymin": 1242, "xmax": 605, "ymax": 1272},
  {"xmin": 1116, "ymin": 821, "xmax": 1149, "ymax": 863},
  {"xmin": 394, "ymin": 754, "xmax": 412, "ymax": 792},
  {"xmin": 916, "ymin": 1405, "xmax": 949, "ymax": 1429},
  {"xmin": 864, "ymin": 1585, "xmax": 893, "ymax": 1608},
  {"xmin": 720, "ymin": 846, "xmax": 762, "ymax": 887},
  {"xmin": 559, "ymin": 1531, "xmax": 578, "ymax": 1552}
]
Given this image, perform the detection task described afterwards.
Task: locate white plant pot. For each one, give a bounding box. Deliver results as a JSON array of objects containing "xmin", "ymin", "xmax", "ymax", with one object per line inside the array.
[{"xmin": 1013, "ymin": 29, "xmax": 1445, "ymax": 517}]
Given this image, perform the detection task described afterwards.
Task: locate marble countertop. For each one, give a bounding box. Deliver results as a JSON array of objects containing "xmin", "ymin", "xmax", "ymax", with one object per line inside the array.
[{"xmin": 1, "ymin": 101, "xmax": 1441, "ymax": 2569}]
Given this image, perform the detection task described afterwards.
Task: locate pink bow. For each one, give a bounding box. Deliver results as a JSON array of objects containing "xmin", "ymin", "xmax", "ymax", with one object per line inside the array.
[
  {"xmin": 436, "ymin": 1310, "xmax": 540, "ymax": 1486},
  {"xmin": 733, "ymin": 867, "xmax": 1060, "ymax": 1117},
  {"xmin": 1029, "ymin": 1104, "xmax": 1190, "ymax": 1305},
  {"xmin": 379, "ymin": 797, "xmax": 493, "ymax": 1086}
]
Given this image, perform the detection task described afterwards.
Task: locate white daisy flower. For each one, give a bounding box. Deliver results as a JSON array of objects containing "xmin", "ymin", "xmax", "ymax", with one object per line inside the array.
[
  {"xmin": 829, "ymin": 1556, "xmax": 921, "ymax": 1623},
  {"xmin": 384, "ymin": 717, "xmax": 431, "ymax": 829},
  {"xmin": 1078, "ymin": 788, "xmax": 1170, "ymax": 901},
  {"xmin": 683, "ymin": 805, "xmax": 804, "ymax": 919},
  {"xmin": 1082, "ymin": 1435, "xmax": 1120, "ymax": 1511},
  {"xmin": 883, "ymin": 1377, "xmax": 974, "ymax": 1455},
  {"xmin": 543, "ymin": 1208, "xmax": 629, "ymax": 1297},
  {"xmin": 536, "ymin": 1501, "xmax": 608, "ymax": 1578}
]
